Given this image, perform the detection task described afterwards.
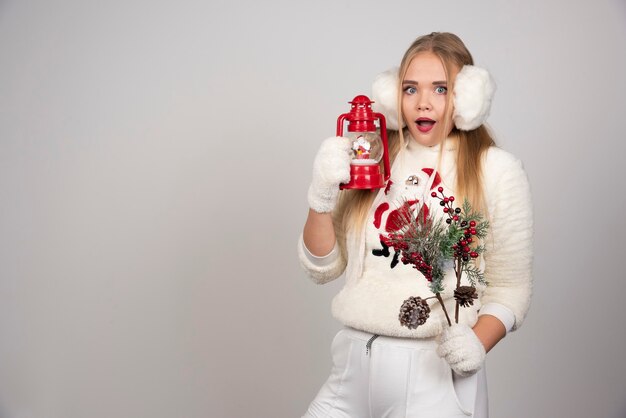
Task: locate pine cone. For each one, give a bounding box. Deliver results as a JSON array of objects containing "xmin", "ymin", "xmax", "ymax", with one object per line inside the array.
[
  {"xmin": 454, "ymin": 286, "xmax": 478, "ymax": 308},
  {"xmin": 399, "ymin": 296, "xmax": 431, "ymax": 329}
]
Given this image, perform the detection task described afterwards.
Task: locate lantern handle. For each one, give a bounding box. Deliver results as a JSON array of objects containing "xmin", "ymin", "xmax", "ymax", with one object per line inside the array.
[
  {"xmin": 336, "ymin": 113, "xmax": 349, "ymax": 137},
  {"xmin": 373, "ymin": 112, "xmax": 391, "ymax": 182}
]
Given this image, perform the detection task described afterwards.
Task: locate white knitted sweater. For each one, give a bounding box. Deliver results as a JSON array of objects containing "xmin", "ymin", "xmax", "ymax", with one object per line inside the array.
[{"xmin": 299, "ymin": 137, "xmax": 533, "ymax": 338}]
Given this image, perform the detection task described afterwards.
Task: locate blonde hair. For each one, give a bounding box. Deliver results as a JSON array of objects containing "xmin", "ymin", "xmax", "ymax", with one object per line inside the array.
[{"xmin": 334, "ymin": 32, "xmax": 495, "ymax": 256}]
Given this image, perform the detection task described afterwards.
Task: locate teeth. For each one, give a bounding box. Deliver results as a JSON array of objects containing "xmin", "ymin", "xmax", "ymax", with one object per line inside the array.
[{"xmin": 416, "ymin": 120, "xmax": 435, "ymax": 126}]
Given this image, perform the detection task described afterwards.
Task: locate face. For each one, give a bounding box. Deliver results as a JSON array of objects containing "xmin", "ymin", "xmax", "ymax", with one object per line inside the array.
[{"xmin": 401, "ymin": 52, "xmax": 457, "ymax": 147}]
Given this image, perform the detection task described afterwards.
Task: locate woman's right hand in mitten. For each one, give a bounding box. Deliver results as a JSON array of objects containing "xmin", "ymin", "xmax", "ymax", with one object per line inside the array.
[
  {"xmin": 437, "ymin": 324, "xmax": 486, "ymax": 377},
  {"xmin": 307, "ymin": 137, "xmax": 352, "ymax": 213}
]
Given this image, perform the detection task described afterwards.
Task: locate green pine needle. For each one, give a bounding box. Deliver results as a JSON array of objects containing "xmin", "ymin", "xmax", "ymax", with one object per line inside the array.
[{"xmin": 386, "ymin": 197, "xmax": 490, "ymax": 299}]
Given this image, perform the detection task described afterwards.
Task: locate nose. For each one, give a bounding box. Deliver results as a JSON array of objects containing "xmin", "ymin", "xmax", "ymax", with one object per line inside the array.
[{"xmin": 417, "ymin": 93, "xmax": 432, "ymax": 111}]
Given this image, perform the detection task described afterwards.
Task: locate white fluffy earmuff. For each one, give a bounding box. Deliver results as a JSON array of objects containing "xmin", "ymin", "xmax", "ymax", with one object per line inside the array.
[
  {"xmin": 371, "ymin": 67, "xmax": 405, "ymax": 130},
  {"xmin": 371, "ymin": 65, "xmax": 496, "ymax": 131},
  {"xmin": 452, "ymin": 65, "xmax": 496, "ymax": 131}
]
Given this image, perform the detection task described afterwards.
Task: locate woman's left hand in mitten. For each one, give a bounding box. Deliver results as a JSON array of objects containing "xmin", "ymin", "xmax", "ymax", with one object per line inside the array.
[{"xmin": 437, "ymin": 324, "xmax": 486, "ymax": 377}]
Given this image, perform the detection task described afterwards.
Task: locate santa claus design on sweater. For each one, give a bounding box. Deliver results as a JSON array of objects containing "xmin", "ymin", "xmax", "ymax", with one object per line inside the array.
[{"xmin": 372, "ymin": 168, "xmax": 442, "ymax": 269}]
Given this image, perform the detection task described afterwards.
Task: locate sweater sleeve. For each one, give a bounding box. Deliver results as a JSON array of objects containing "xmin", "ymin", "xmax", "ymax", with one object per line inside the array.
[
  {"xmin": 481, "ymin": 156, "xmax": 534, "ymax": 332},
  {"xmin": 297, "ymin": 234, "xmax": 347, "ymax": 284}
]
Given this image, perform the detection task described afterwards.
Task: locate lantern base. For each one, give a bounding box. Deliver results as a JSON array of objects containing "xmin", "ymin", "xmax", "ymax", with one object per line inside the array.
[{"xmin": 340, "ymin": 164, "xmax": 385, "ymax": 190}]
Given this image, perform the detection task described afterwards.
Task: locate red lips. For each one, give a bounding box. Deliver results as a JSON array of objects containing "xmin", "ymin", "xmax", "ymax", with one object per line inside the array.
[{"xmin": 415, "ymin": 117, "xmax": 435, "ymax": 133}]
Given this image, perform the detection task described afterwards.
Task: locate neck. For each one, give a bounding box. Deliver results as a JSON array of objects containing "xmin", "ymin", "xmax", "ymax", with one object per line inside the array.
[{"xmin": 405, "ymin": 134, "xmax": 458, "ymax": 153}]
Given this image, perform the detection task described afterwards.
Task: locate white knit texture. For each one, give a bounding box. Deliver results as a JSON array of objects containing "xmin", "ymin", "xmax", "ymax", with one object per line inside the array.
[
  {"xmin": 453, "ymin": 65, "xmax": 496, "ymax": 131},
  {"xmin": 297, "ymin": 234, "xmax": 346, "ymax": 285},
  {"xmin": 437, "ymin": 324, "xmax": 486, "ymax": 377},
  {"xmin": 307, "ymin": 137, "xmax": 351, "ymax": 213},
  {"xmin": 301, "ymin": 237, "xmax": 340, "ymax": 267}
]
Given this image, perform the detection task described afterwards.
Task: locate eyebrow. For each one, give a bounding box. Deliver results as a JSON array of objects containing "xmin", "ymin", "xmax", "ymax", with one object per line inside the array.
[{"xmin": 402, "ymin": 80, "xmax": 447, "ymax": 85}]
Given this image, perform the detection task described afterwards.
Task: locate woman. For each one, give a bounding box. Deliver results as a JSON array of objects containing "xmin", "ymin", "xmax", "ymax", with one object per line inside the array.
[{"xmin": 300, "ymin": 32, "xmax": 533, "ymax": 417}]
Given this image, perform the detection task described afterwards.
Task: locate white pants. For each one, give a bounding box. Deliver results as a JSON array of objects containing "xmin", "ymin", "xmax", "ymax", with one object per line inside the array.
[{"xmin": 303, "ymin": 327, "xmax": 488, "ymax": 418}]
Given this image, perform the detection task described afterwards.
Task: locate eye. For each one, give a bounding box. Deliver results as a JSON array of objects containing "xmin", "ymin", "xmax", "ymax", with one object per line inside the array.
[
  {"xmin": 435, "ymin": 86, "xmax": 447, "ymax": 94},
  {"xmin": 403, "ymin": 86, "xmax": 417, "ymax": 95}
]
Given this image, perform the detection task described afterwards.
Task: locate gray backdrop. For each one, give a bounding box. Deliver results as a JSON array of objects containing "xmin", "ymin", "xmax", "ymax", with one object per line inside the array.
[{"xmin": 1, "ymin": 0, "xmax": 625, "ymax": 417}]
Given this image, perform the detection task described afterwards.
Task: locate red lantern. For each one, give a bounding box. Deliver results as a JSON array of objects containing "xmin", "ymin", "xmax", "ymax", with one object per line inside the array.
[{"xmin": 336, "ymin": 95, "xmax": 391, "ymax": 189}]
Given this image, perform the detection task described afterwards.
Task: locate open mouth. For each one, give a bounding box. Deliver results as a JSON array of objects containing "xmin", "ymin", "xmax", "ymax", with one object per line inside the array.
[{"xmin": 415, "ymin": 118, "xmax": 435, "ymax": 133}]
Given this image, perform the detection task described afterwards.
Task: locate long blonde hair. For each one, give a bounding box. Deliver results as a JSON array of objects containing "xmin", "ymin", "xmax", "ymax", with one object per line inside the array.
[{"xmin": 334, "ymin": 32, "xmax": 495, "ymax": 256}]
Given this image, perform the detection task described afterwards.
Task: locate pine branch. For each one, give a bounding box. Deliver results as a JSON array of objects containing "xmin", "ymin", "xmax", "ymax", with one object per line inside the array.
[
  {"xmin": 462, "ymin": 264, "xmax": 488, "ymax": 286},
  {"xmin": 475, "ymin": 220, "xmax": 490, "ymax": 239},
  {"xmin": 436, "ymin": 292, "xmax": 452, "ymax": 326},
  {"xmin": 386, "ymin": 193, "xmax": 491, "ymax": 330}
]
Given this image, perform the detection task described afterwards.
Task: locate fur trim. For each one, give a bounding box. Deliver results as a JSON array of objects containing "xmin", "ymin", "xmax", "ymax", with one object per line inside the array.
[
  {"xmin": 437, "ymin": 324, "xmax": 486, "ymax": 377},
  {"xmin": 371, "ymin": 68, "xmax": 405, "ymax": 130},
  {"xmin": 453, "ymin": 65, "xmax": 496, "ymax": 130}
]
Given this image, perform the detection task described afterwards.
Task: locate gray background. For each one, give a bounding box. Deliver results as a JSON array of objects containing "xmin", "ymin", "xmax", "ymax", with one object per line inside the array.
[{"xmin": 1, "ymin": 0, "xmax": 625, "ymax": 417}]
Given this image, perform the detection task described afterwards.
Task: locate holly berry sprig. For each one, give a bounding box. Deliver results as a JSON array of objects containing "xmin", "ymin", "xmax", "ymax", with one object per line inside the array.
[
  {"xmin": 391, "ymin": 188, "xmax": 490, "ymax": 329},
  {"xmin": 400, "ymin": 250, "xmax": 434, "ymax": 282},
  {"xmin": 431, "ymin": 186, "xmax": 490, "ymax": 323}
]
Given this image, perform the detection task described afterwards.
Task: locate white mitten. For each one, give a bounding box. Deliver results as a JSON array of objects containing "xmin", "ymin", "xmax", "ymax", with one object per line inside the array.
[
  {"xmin": 437, "ymin": 324, "xmax": 486, "ymax": 377},
  {"xmin": 307, "ymin": 137, "xmax": 352, "ymax": 213}
]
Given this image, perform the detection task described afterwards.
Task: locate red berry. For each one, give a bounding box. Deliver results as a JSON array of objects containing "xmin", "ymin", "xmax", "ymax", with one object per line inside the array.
[
  {"xmin": 431, "ymin": 191, "xmax": 437, "ymax": 197},
  {"xmin": 463, "ymin": 246, "xmax": 470, "ymax": 252},
  {"xmin": 438, "ymin": 186, "xmax": 443, "ymax": 192},
  {"xmin": 443, "ymin": 207, "xmax": 449, "ymax": 213},
  {"xmin": 470, "ymin": 221, "xmax": 476, "ymax": 227},
  {"xmin": 470, "ymin": 228, "xmax": 477, "ymax": 235},
  {"xmin": 449, "ymin": 196, "xmax": 455, "ymax": 202},
  {"xmin": 453, "ymin": 215, "xmax": 459, "ymax": 221},
  {"xmin": 461, "ymin": 240, "xmax": 467, "ymax": 246},
  {"xmin": 467, "ymin": 237, "xmax": 473, "ymax": 243},
  {"xmin": 470, "ymin": 251, "xmax": 479, "ymax": 258},
  {"xmin": 443, "ymin": 197, "xmax": 449, "ymax": 203},
  {"xmin": 464, "ymin": 229, "xmax": 470, "ymax": 235}
]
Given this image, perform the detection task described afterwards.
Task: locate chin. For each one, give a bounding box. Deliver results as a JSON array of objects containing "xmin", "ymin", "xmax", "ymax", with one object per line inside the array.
[
  {"xmin": 408, "ymin": 131, "xmax": 442, "ymax": 147},
  {"xmin": 420, "ymin": 139, "xmax": 441, "ymax": 147}
]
